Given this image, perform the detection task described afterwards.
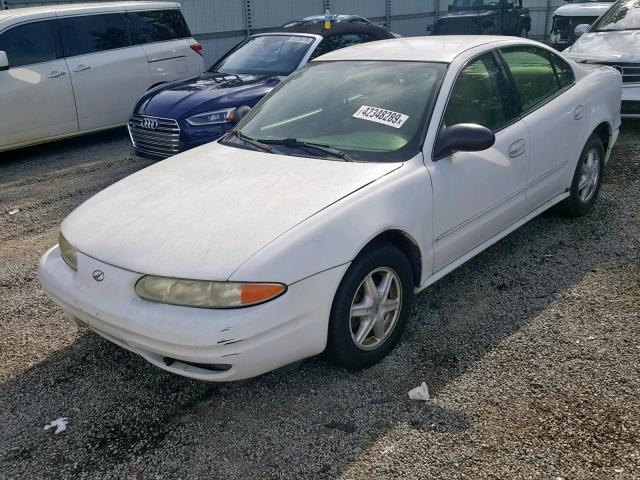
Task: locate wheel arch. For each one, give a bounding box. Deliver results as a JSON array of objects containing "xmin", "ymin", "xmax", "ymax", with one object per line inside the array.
[
  {"xmin": 357, "ymin": 230, "xmax": 423, "ymax": 287},
  {"xmin": 592, "ymin": 121, "xmax": 611, "ymax": 154}
]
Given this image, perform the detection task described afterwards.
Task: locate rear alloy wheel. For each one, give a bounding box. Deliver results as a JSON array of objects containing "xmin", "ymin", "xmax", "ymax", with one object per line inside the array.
[
  {"xmin": 558, "ymin": 134, "xmax": 604, "ymax": 217},
  {"xmin": 326, "ymin": 244, "xmax": 414, "ymax": 369}
]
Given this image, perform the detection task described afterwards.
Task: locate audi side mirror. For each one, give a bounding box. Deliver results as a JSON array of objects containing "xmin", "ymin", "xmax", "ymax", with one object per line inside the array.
[
  {"xmin": 574, "ymin": 24, "xmax": 590, "ymax": 37},
  {"xmin": 234, "ymin": 105, "xmax": 252, "ymax": 123},
  {"xmin": 433, "ymin": 123, "xmax": 495, "ymax": 160},
  {"xmin": 0, "ymin": 51, "xmax": 8, "ymax": 71}
]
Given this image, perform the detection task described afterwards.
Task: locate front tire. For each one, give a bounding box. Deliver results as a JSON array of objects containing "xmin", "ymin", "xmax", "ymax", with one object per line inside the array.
[
  {"xmin": 558, "ymin": 134, "xmax": 604, "ymax": 217},
  {"xmin": 326, "ymin": 244, "xmax": 414, "ymax": 369}
]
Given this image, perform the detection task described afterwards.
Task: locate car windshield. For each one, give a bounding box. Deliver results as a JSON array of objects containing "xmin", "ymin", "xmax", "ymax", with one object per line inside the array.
[
  {"xmin": 592, "ymin": 0, "xmax": 640, "ymax": 31},
  {"xmin": 452, "ymin": 0, "xmax": 501, "ymax": 8},
  {"xmin": 231, "ymin": 61, "xmax": 446, "ymax": 162},
  {"xmin": 210, "ymin": 34, "xmax": 315, "ymax": 76}
]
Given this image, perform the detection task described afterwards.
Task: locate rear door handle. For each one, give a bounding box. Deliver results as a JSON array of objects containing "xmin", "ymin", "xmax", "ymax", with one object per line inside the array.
[
  {"xmin": 574, "ymin": 105, "xmax": 584, "ymax": 120},
  {"xmin": 72, "ymin": 64, "xmax": 91, "ymax": 72},
  {"xmin": 508, "ymin": 139, "xmax": 526, "ymax": 158},
  {"xmin": 47, "ymin": 70, "xmax": 67, "ymax": 78}
]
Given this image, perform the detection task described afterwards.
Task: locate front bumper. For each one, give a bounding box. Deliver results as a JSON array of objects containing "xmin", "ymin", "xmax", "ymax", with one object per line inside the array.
[{"xmin": 38, "ymin": 246, "xmax": 348, "ymax": 381}]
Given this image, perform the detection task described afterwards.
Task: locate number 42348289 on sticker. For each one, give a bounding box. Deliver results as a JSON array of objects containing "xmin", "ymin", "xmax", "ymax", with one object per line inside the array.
[{"xmin": 352, "ymin": 105, "xmax": 409, "ymax": 129}]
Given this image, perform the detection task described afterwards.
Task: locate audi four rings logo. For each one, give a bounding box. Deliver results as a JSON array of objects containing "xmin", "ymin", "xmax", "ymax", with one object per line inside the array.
[
  {"xmin": 141, "ymin": 118, "xmax": 158, "ymax": 130},
  {"xmin": 92, "ymin": 270, "xmax": 104, "ymax": 282}
]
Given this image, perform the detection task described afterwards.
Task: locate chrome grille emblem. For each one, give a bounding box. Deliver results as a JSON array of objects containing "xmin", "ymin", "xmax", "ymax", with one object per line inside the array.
[
  {"xmin": 141, "ymin": 118, "xmax": 159, "ymax": 130},
  {"xmin": 92, "ymin": 270, "xmax": 104, "ymax": 282}
]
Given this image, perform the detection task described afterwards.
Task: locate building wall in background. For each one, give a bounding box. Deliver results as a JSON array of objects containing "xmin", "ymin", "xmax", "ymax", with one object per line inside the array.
[{"xmin": 3, "ymin": 0, "xmax": 565, "ymax": 66}]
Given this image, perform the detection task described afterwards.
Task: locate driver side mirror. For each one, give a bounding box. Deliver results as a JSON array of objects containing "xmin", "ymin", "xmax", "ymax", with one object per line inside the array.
[
  {"xmin": 433, "ymin": 123, "xmax": 495, "ymax": 160},
  {"xmin": 574, "ymin": 24, "xmax": 590, "ymax": 37},
  {"xmin": 0, "ymin": 51, "xmax": 8, "ymax": 71}
]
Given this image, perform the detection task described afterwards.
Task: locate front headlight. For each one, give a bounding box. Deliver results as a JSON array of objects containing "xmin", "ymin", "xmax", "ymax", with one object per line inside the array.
[
  {"xmin": 185, "ymin": 108, "xmax": 236, "ymax": 126},
  {"xmin": 58, "ymin": 232, "xmax": 77, "ymax": 271},
  {"xmin": 135, "ymin": 276, "xmax": 286, "ymax": 309}
]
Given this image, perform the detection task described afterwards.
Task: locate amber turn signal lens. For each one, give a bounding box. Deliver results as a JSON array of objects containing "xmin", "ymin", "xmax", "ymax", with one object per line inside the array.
[{"xmin": 241, "ymin": 283, "xmax": 286, "ymax": 305}]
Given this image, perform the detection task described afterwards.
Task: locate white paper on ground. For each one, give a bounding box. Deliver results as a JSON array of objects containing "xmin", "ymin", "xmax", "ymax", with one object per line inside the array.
[
  {"xmin": 44, "ymin": 417, "xmax": 68, "ymax": 434},
  {"xmin": 408, "ymin": 382, "xmax": 430, "ymax": 401}
]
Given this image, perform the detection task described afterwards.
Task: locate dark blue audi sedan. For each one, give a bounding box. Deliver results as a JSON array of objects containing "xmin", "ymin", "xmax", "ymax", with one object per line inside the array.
[{"xmin": 128, "ymin": 22, "xmax": 394, "ymax": 158}]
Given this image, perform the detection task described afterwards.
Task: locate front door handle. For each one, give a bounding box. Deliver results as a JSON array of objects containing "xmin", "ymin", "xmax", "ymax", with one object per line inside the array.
[
  {"xmin": 72, "ymin": 64, "xmax": 91, "ymax": 72},
  {"xmin": 574, "ymin": 105, "xmax": 585, "ymax": 120},
  {"xmin": 508, "ymin": 139, "xmax": 526, "ymax": 158},
  {"xmin": 47, "ymin": 70, "xmax": 67, "ymax": 78}
]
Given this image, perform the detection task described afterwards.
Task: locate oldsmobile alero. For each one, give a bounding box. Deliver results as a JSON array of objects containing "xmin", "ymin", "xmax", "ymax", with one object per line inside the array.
[{"xmin": 39, "ymin": 36, "xmax": 621, "ymax": 381}]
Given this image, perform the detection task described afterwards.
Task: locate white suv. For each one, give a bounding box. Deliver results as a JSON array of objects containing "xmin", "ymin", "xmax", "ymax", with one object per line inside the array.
[{"xmin": 0, "ymin": 2, "xmax": 204, "ymax": 152}]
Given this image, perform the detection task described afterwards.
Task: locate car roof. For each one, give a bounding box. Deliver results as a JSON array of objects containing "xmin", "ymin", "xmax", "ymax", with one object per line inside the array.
[
  {"xmin": 273, "ymin": 21, "xmax": 394, "ymax": 39},
  {"xmin": 313, "ymin": 35, "xmax": 542, "ymax": 63},
  {"xmin": 0, "ymin": 1, "xmax": 178, "ymax": 21}
]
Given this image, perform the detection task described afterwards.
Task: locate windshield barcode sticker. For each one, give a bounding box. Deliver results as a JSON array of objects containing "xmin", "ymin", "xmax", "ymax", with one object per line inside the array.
[
  {"xmin": 353, "ymin": 106, "xmax": 409, "ymax": 129},
  {"xmin": 287, "ymin": 36, "xmax": 314, "ymax": 44}
]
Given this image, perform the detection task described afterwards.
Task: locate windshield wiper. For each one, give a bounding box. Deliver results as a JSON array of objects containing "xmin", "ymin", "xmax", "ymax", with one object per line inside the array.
[
  {"xmin": 258, "ymin": 137, "xmax": 355, "ymax": 162},
  {"xmin": 224, "ymin": 130, "xmax": 274, "ymax": 153}
]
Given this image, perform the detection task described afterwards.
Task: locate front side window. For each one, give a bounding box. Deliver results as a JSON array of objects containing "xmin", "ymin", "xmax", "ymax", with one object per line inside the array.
[
  {"xmin": 501, "ymin": 47, "xmax": 561, "ymax": 112},
  {"xmin": 234, "ymin": 61, "xmax": 446, "ymax": 162},
  {"xmin": 310, "ymin": 33, "xmax": 374, "ymax": 59},
  {"xmin": 0, "ymin": 20, "xmax": 57, "ymax": 67},
  {"xmin": 127, "ymin": 10, "xmax": 190, "ymax": 44},
  {"xmin": 592, "ymin": 0, "xmax": 640, "ymax": 31},
  {"xmin": 211, "ymin": 35, "xmax": 315, "ymax": 76},
  {"xmin": 444, "ymin": 53, "xmax": 517, "ymax": 131},
  {"xmin": 59, "ymin": 13, "xmax": 129, "ymax": 57}
]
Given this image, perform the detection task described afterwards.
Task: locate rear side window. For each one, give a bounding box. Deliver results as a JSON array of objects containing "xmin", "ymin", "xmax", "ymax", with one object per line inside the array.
[
  {"xmin": 444, "ymin": 53, "xmax": 517, "ymax": 131},
  {"xmin": 126, "ymin": 10, "xmax": 190, "ymax": 44},
  {"xmin": 59, "ymin": 13, "xmax": 130, "ymax": 57},
  {"xmin": 310, "ymin": 33, "xmax": 375, "ymax": 59},
  {"xmin": 501, "ymin": 47, "xmax": 561, "ymax": 112},
  {"xmin": 0, "ymin": 20, "xmax": 58, "ymax": 67}
]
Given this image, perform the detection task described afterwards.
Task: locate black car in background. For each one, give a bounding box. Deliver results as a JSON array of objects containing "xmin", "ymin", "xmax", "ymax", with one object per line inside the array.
[{"xmin": 430, "ymin": 0, "xmax": 531, "ymax": 36}]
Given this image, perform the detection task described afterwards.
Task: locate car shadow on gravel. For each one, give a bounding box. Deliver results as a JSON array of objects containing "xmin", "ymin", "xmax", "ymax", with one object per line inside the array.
[{"xmin": 0, "ymin": 128, "xmax": 637, "ymax": 479}]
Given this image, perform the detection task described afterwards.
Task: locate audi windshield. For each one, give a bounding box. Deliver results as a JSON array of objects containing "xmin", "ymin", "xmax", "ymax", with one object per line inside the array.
[{"xmin": 210, "ymin": 34, "xmax": 316, "ymax": 77}]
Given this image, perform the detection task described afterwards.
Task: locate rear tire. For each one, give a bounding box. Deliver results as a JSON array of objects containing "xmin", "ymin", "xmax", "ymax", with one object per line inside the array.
[
  {"xmin": 558, "ymin": 133, "xmax": 604, "ymax": 217},
  {"xmin": 326, "ymin": 244, "xmax": 414, "ymax": 369}
]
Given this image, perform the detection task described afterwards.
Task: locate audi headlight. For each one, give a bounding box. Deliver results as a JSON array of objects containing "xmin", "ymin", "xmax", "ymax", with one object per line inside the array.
[
  {"xmin": 58, "ymin": 232, "xmax": 77, "ymax": 271},
  {"xmin": 135, "ymin": 276, "xmax": 286, "ymax": 309},
  {"xmin": 185, "ymin": 108, "xmax": 236, "ymax": 126}
]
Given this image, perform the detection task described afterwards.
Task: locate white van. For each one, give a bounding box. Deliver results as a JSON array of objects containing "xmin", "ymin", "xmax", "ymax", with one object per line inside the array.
[{"xmin": 0, "ymin": 2, "xmax": 204, "ymax": 152}]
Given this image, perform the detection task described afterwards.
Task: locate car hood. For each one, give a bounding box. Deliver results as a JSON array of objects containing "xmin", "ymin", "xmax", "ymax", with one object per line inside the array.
[
  {"xmin": 136, "ymin": 72, "xmax": 281, "ymax": 119},
  {"xmin": 62, "ymin": 143, "xmax": 401, "ymax": 281},
  {"xmin": 566, "ymin": 30, "xmax": 640, "ymax": 62}
]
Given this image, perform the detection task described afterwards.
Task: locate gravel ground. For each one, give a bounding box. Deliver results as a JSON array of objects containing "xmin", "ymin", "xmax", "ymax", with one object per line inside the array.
[{"xmin": 0, "ymin": 126, "xmax": 638, "ymax": 479}]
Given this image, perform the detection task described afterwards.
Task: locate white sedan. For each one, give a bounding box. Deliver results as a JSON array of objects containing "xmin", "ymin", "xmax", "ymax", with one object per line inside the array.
[{"xmin": 39, "ymin": 36, "xmax": 621, "ymax": 381}]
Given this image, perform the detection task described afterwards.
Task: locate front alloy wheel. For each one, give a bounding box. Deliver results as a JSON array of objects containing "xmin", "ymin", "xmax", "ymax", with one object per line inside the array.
[
  {"xmin": 326, "ymin": 244, "xmax": 414, "ymax": 369},
  {"xmin": 349, "ymin": 267, "xmax": 402, "ymax": 350}
]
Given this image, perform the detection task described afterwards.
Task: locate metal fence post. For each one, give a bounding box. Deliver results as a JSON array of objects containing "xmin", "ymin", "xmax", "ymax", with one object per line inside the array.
[
  {"xmin": 324, "ymin": 0, "xmax": 331, "ymax": 11},
  {"xmin": 434, "ymin": 0, "xmax": 441, "ymax": 23},
  {"xmin": 543, "ymin": 0, "xmax": 552, "ymax": 41},
  {"xmin": 243, "ymin": 0, "xmax": 252, "ymax": 36},
  {"xmin": 1, "ymin": 0, "xmax": 7, "ymax": 10},
  {"xmin": 385, "ymin": 0, "xmax": 391, "ymax": 30}
]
